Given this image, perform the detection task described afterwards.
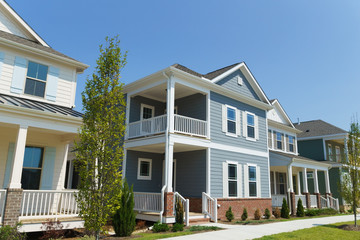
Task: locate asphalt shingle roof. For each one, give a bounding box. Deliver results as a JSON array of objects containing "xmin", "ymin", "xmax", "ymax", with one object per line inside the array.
[
  {"xmin": 0, "ymin": 30, "xmax": 82, "ymax": 63},
  {"xmin": 294, "ymin": 120, "xmax": 347, "ymax": 138},
  {"xmin": 0, "ymin": 93, "xmax": 83, "ymax": 118}
]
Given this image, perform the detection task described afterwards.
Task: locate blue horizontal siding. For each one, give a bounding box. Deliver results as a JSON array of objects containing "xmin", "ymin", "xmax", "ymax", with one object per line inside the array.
[
  {"xmin": 175, "ymin": 93, "xmax": 206, "ymax": 121},
  {"xmin": 129, "ymin": 96, "xmax": 166, "ymax": 123}
]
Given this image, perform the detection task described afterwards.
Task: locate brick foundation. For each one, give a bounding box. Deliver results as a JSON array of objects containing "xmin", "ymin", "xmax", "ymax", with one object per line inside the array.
[
  {"xmin": 186, "ymin": 197, "xmax": 202, "ymax": 213},
  {"xmin": 290, "ymin": 192, "xmax": 296, "ymax": 215},
  {"xmin": 304, "ymin": 192, "xmax": 311, "ymax": 209},
  {"xmin": 163, "ymin": 192, "xmax": 174, "ymax": 217},
  {"xmin": 217, "ymin": 198, "xmax": 272, "ymax": 221},
  {"xmin": 3, "ymin": 188, "xmax": 23, "ymax": 226},
  {"xmin": 315, "ymin": 193, "xmax": 321, "ymax": 208}
]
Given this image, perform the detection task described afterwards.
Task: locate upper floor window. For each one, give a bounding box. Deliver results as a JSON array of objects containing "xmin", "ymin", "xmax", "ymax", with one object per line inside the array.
[
  {"xmin": 248, "ymin": 166, "xmax": 257, "ymax": 197},
  {"xmin": 288, "ymin": 135, "xmax": 295, "ymax": 152},
  {"xmin": 328, "ymin": 144, "xmax": 332, "ymax": 161},
  {"xmin": 24, "ymin": 61, "xmax": 48, "ymax": 98},
  {"xmin": 141, "ymin": 104, "xmax": 154, "ymax": 120},
  {"xmin": 227, "ymin": 107, "xmax": 236, "ymax": 134},
  {"xmin": 21, "ymin": 146, "xmax": 43, "ymax": 190},
  {"xmin": 276, "ymin": 132, "xmax": 284, "ymax": 150},
  {"xmin": 335, "ymin": 146, "xmax": 341, "ymax": 162},
  {"xmin": 228, "ymin": 164, "xmax": 237, "ymax": 197},
  {"xmin": 247, "ymin": 113, "xmax": 255, "ymax": 139}
]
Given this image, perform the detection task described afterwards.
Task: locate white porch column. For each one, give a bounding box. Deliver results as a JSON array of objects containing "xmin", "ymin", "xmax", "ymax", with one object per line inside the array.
[
  {"xmin": 122, "ymin": 148, "xmax": 127, "ymax": 180},
  {"xmin": 125, "ymin": 94, "xmax": 131, "ymax": 139},
  {"xmin": 166, "ymin": 76, "xmax": 175, "ymax": 133},
  {"xmin": 313, "ymin": 169, "xmax": 319, "ymax": 193},
  {"xmin": 325, "ymin": 169, "xmax": 331, "ymax": 193},
  {"xmin": 58, "ymin": 143, "xmax": 70, "ymax": 190},
  {"xmin": 206, "ymin": 148, "xmax": 211, "ymax": 194},
  {"xmin": 287, "ymin": 165, "xmax": 293, "ymax": 192},
  {"xmin": 8, "ymin": 125, "xmax": 28, "ymax": 189},
  {"xmin": 164, "ymin": 141, "xmax": 174, "ymax": 192},
  {"xmin": 302, "ymin": 167, "xmax": 308, "ymax": 193},
  {"xmin": 297, "ymin": 173, "xmax": 301, "ymax": 195},
  {"xmin": 273, "ymin": 171, "xmax": 277, "ymax": 194}
]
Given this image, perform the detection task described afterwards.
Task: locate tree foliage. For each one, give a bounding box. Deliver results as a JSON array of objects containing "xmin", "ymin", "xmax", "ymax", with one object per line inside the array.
[
  {"xmin": 225, "ymin": 206, "xmax": 234, "ymax": 222},
  {"xmin": 296, "ymin": 198, "xmax": 305, "ymax": 217},
  {"xmin": 341, "ymin": 120, "xmax": 360, "ymax": 226},
  {"xmin": 75, "ymin": 36, "xmax": 127, "ymax": 239}
]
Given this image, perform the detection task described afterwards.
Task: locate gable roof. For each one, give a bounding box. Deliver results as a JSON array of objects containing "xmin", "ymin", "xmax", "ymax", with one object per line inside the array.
[{"xmin": 294, "ymin": 120, "xmax": 347, "ymax": 139}]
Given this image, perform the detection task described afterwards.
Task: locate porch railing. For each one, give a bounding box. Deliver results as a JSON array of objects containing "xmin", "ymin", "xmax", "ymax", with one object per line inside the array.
[
  {"xmin": 133, "ymin": 192, "xmax": 162, "ymax": 212},
  {"xmin": 174, "ymin": 192, "xmax": 189, "ymax": 226},
  {"xmin": 328, "ymin": 196, "xmax": 340, "ymax": 211},
  {"xmin": 320, "ymin": 196, "xmax": 328, "ymax": 209},
  {"xmin": 128, "ymin": 115, "xmax": 167, "ymax": 138},
  {"xmin": 202, "ymin": 192, "xmax": 217, "ymax": 223},
  {"xmin": 295, "ymin": 195, "xmax": 306, "ymax": 207},
  {"xmin": 20, "ymin": 190, "xmax": 79, "ymax": 220},
  {"xmin": 174, "ymin": 114, "xmax": 207, "ymax": 137},
  {"xmin": 0, "ymin": 189, "xmax": 6, "ymax": 224},
  {"xmin": 271, "ymin": 194, "xmax": 287, "ymax": 207},
  {"xmin": 310, "ymin": 195, "xmax": 318, "ymax": 208}
]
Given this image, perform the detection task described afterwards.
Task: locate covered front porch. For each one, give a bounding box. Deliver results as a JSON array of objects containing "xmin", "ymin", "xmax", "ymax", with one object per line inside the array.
[{"xmin": 270, "ymin": 151, "xmax": 339, "ymax": 214}]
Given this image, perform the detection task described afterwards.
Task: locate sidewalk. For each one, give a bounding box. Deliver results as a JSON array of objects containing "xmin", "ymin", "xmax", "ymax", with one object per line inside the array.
[{"xmin": 167, "ymin": 215, "xmax": 357, "ymax": 240}]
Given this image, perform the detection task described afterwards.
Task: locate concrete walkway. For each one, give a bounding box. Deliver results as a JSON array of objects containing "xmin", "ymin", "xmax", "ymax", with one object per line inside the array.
[{"xmin": 167, "ymin": 215, "xmax": 357, "ymax": 240}]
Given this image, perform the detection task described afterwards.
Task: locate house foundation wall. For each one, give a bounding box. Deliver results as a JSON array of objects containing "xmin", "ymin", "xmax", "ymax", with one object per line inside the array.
[{"xmin": 217, "ymin": 198, "xmax": 272, "ymax": 220}]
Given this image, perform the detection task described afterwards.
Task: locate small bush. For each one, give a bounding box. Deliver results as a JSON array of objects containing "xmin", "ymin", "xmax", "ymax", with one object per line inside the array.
[
  {"xmin": 175, "ymin": 198, "xmax": 184, "ymax": 224},
  {"xmin": 226, "ymin": 206, "xmax": 234, "ymax": 222},
  {"xmin": 281, "ymin": 198, "xmax": 290, "ymax": 219},
  {"xmin": 172, "ymin": 223, "xmax": 184, "ymax": 232},
  {"xmin": 273, "ymin": 207, "xmax": 281, "ymax": 218},
  {"xmin": 305, "ymin": 209, "xmax": 317, "ymax": 216},
  {"xmin": 254, "ymin": 208, "xmax": 261, "ymax": 220},
  {"xmin": 264, "ymin": 208, "xmax": 271, "ymax": 219},
  {"xmin": 0, "ymin": 223, "xmax": 26, "ymax": 240},
  {"xmin": 152, "ymin": 222, "xmax": 169, "ymax": 233},
  {"xmin": 296, "ymin": 199, "xmax": 305, "ymax": 217},
  {"xmin": 189, "ymin": 226, "xmax": 221, "ymax": 231},
  {"xmin": 305, "ymin": 208, "xmax": 338, "ymax": 216},
  {"xmin": 241, "ymin": 208, "xmax": 248, "ymax": 221}
]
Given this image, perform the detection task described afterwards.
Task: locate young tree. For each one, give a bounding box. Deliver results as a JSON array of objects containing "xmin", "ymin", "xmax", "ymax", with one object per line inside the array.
[
  {"xmin": 341, "ymin": 120, "xmax": 360, "ymax": 227},
  {"xmin": 75, "ymin": 36, "xmax": 127, "ymax": 239}
]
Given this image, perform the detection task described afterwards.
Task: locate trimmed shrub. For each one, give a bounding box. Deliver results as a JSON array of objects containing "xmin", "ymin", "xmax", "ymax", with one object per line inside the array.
[
  {"xmin": 152, "ymin": 222, "xmax": 169, "ymax": 233},
  {"xmin": 254, "ymin": 208, "xmax": 261, "ymax": 220},
  {"xmin": 273, "ymin": 207, "xmax": 281, "ymax": 218},
  {"xmin": 305, "ymin": 208, "xmax": 338, "ymax": 216},
  {"xmin": 296, "ymin": 198, "xmax": 305, "ymax": 217},
  {"xmin": 112, "ymin": 180, "xmax": 136, "ymax": 237},
  {"xmin": 264, "ymin": 208, "xmax": 271, "ymax": 219},
  {"xmin": 172, "ymin": 223, "xmax": 184, "ymax": 232},
  {"xmin": 175, "ymin": 198, "xmax": 184, "ymax": 224},
  {"xmin": 226, "ymin": 206, "xmax": 234, "ymax": 222},
  {"xmin": 241, "ymin": 208, "xmax": 248, "ymax": 221},
  {"xmin": 281, "ymin": 198, "xmax": 290, "ymax": 219}
]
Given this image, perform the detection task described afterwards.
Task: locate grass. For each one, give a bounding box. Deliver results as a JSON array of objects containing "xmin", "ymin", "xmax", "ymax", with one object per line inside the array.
[
  {"xmin": 135, "ymin": 226, "xmax": 222, "ymax": 240},
  {"xmin": 255, "ymin": 221, "xmax": 360, "ymax": 240}
]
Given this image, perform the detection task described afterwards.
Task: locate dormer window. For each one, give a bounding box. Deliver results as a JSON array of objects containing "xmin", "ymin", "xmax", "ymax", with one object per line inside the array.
[{"xmin": 24, "ymin": 61, "xmax": 48, "ymax": 98}]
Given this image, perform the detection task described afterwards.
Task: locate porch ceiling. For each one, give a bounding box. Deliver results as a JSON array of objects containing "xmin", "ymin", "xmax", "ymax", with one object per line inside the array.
[{"xmin": 127, "ymin": 142, "xmax": 207, "ymax": 154}]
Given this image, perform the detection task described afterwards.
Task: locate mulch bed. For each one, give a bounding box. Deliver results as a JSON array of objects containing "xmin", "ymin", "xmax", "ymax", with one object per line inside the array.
[{"xmin": 337, "ymin": 224, "xmax": 360, "ymax": 231}]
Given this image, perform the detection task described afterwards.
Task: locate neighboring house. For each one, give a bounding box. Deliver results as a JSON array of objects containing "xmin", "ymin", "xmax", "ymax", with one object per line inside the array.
[
  {"xmin": 0, "ymin": 0, "xmax": 88, "ymax": 232},
  {"xmin": 268, "ymin": 101, "xmax": 336, "ymax": 214},
  {"xmin": 294, "ymin": 120, "xmax": 348, "ymax": 206}
]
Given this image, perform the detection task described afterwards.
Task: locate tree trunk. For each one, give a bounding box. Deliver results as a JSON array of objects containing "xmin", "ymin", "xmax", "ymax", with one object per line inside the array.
[
  {"xmin": 354, "ymin": 205, "xmax": 357, "ymax": 227},
  {"xmin": 96, "ymin": 230, "xmax": 100, "ymax": 240}
]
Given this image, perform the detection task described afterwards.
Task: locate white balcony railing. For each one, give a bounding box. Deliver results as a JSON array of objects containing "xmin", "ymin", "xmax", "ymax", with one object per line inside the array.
[
  {"xmin": 310, "ymin": 194, "xmax": 318, "ymax": 207},
  {"xmin": 0, "ymin": 189, "xmax": 6, "ymax": 224},
  {"xmin": 134, "ymin": 192, "xmax": 162, "ymax": 212},
  {"xmin": 295, "ymin": 195, "xmax": 306, "ymax": 207},
  {"xmin": 128, "ymin": 114, "xmax": 208, "ymax": 139},
  {"xmin": 20, "ymin": 190, "xmax": 79, "ymax": 220},
  {"xmin": 328, "ymin": 195, "xmax": 340, "ymax": 211},
  {"xmin": 271, "ymin": 194, "xmax": 287, "ymax": 207},
  {"xmin": 202, "ymin": 192, "xmax": 217, "ymax": 223}
]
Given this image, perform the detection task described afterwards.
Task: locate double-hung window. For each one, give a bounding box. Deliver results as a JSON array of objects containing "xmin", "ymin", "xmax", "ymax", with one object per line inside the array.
[
  {"xmin": 335, "ymin": 146, "xmax": 341, "ymax": 162},
  {"xmin": 248, "ymin": 166, "xmax": 257, "ymax": 197},
  {"xmin": 21, "ymin": 146, "xmax": 43, "ymax": 190},
  {"xmin": 227, "ymin": 107, "xmax": 236, "ymax": 134},
  {"xmin": 24, "ymin": 61, "xmax": 48, "ymax": 98},
  {"xmin": 141, "ymin": 104, "xmax": 154, "ymax": 120},
  {"xmin": 228, "ymin": 164, "xmax": 237, "ymax": 197},
  {"xmin": 137, "ymin": 158, "xmax": 152, "ymax": 180},
  {"xmin": 328, "ymin": 144, "xmax": 333, "ymax": 161},
  {"xmin": 276, "ymin": 132, "xmax": 283, "ymax": 150},
  {"xmin": 247, "ymin": 113, "xmax": 255, "ymax": 139},
  {"xmin": 288, "ymin": 136, "xmax": 295, "ymax": 153}
]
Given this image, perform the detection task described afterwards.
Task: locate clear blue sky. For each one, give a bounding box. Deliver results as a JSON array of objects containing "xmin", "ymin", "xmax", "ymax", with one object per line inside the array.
[{"xmin": 7, "ymin": 0, "xmax": 360, "ymax": 130}]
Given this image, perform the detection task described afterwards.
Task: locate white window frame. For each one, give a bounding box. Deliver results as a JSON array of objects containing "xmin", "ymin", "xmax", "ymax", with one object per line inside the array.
[
  {"xmin": 335, "ymin": 146, "xmax": 341, "ymax": 162},
  {"xmin": 276, "ymin": 132, "xmax": 284, "ymax": 150},
  {"xmin": 228, "ymin": 163, "xmax": 238, "ymax": 197},
  {"xmin": 137, "ymin": 158, "xmax": 152, "ymax": 180},
  {"xmin": 24, "ymin": 61, "xmax": 48, "ymax": 98},
  {"xmin": 246, "ymin": 112, "xmax": 256, "ymax": 140},
  {"xmin": 140, "ymin": 104, "xmax": 155, "ymax": 120},
  {"xmin": 248, "ymin": 164, "xmax": 257, "ymax": 197},
  {"xmin": 226, "ymin": 105, "xmax": 237, "ymax": 137},
  {"xmin": 288, "ymin": 135, "xmax": 295, "ymax": 153},
  {"xmin": 328, "ymin": 144, "xmax": 333, "ymax": 161},
  {"xmin": 223, "ymin": 161, "xmax": 242, "ymax": 198}
]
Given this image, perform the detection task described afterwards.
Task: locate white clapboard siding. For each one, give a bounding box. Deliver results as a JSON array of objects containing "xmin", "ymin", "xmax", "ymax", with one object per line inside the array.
[
  {"xmin": 0, "ymin": 7, "xmax": 28, "ymax": 39},
  {"xmin": 0, "ymin": 53, "xmax": 14, "ymax": 92}
]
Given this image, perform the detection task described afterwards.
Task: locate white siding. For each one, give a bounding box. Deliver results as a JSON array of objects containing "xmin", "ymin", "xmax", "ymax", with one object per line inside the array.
[{"xmin": 0, "ymin": 6, "xmax": 29, "ymax": 39}]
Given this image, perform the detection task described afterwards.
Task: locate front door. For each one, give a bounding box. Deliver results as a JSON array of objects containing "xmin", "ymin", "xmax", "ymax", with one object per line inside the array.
[{"xmin": 162, "ymin": 159, "xmax": 176, "ymax": 191}]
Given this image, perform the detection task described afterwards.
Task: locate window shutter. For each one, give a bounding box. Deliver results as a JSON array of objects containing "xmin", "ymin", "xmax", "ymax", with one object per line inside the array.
[
  {"xmin": 244, "ymin": 164, "xmax": 249, "ymax": 197},
  {"xmin": 281, "ymin": 134, "xmax": 285, "ymax": 150},
  {"xmin": 223, "ymin": 162, "xmax": 228, "ymax": 197},
  {"xmin": 255, "ymin": 115, "xmax": 259, "ymax": 140},
  {"xmin": 40, "ymin": 147, "xmax": 56, "ymax": 190},
  {"xmin": 256, "ymin": 165, "xmax": 261, "ymax": 197},
  {"xmin": 242, "ymin": 111, "xmax": 247, "ymax": 137},
  {"xmin": 286, "ymin": 135, "xmax": 289, "ymax": 151},
  {"xmin": 273, "ymin": 131, "xmax": 277, "ymax": 148},
  {"xmin": 11, "ymin": 56, "xmax": 27, "ymax": 94},
  {"xmin": 236, "ymin": 109, "xmax": 241, "ymax": 136},
  {"xmin": 222, "ymin": 105, "xmax": 227, "ymax": 132},
  {"xmin": 237, "ymin": 163, "xmax": 242, "ymax": 197},
  {"xmin": 294, "ymin": 138, "xmax": 297, "ymax": 153},
  {"xmin": 3, "ymin": 143, "xmax": 14, "ymax": 188},
  {"xmin": 46, "ymin": 66, "xmax": 60, "ymax": 102}
]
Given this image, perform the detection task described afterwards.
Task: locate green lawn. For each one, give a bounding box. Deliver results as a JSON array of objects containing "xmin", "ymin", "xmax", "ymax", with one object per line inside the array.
[{"xmin": 256, "ymin": 221, "xmax": 360, "ymax": 240}]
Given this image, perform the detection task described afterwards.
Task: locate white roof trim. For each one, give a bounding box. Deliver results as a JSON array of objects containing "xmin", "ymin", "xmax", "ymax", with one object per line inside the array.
[
  {"xmin": 210, "ymin": 62, "xmax": 270, "ymax": 105},
  {"xmin": 297, "ymin": 133, "xmax": 348, "ymax": 141},
  {"xmin": 0, "ymin": 0, "xmax": 49, "ymax": 47},
  {"xmin": 271, "ymin": 99, "xmax": 295, "ymax": 128}
]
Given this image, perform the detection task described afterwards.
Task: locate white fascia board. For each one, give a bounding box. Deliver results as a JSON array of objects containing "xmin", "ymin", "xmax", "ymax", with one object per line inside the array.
[
  {"xmin": 298, "ymin": 133, "xmax": 348, "ymax": 141},
  {"xmin": 0, "ymin": 38, "xmax": 88, "ymax": 72},
  {"xmin": 268, "ymin": 119, "xmax": 302, "ymax": 134},
  {"xmin": 291, "ymin": 158, "xmax": 331, "ymax": 171},
  {"xmin": 125, "ymin": 135, "xmax": 166, "ymax": 149},
  {"xmin": 272, "ymin": 100, "xmax": 296, "ymax": 128},
  {"xmin": 0, "ymin": 0, "xmax": 49, "ymax": 47}
]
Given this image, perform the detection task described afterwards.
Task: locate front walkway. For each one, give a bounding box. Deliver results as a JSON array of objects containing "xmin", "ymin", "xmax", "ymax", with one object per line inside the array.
[{"xmin": 167, "ymin": 215, "xmax": 357, "ymax": 240}]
